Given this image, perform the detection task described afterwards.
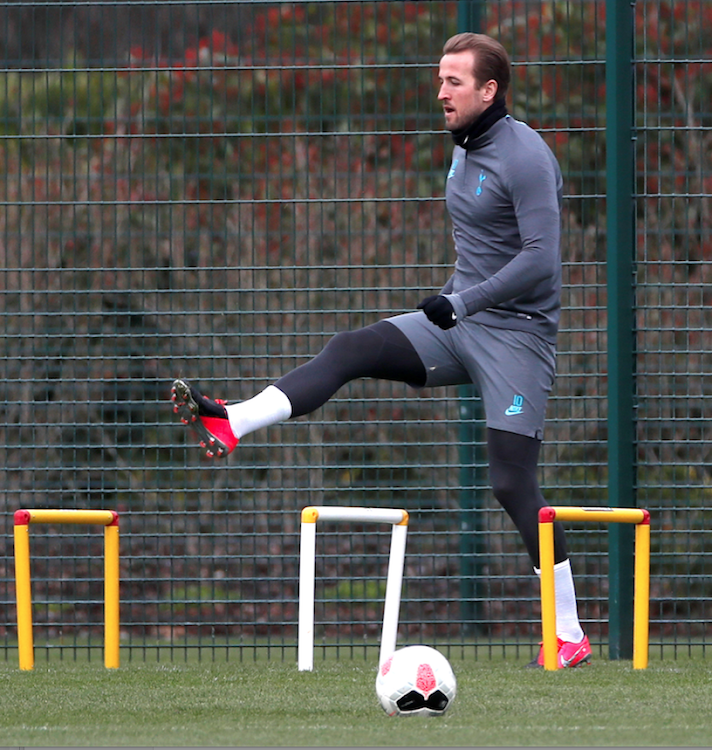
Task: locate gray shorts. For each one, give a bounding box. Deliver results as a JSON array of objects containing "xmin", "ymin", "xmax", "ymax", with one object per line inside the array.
[{"xmin": 386, "ymin": 311, "xmax": 556, "ymax": 440}]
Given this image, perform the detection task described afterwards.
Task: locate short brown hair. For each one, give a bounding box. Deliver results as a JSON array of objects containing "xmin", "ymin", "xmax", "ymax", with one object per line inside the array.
[{"xmin": 442, "ymin": 33, "xmax": 510, "ymax": 101}]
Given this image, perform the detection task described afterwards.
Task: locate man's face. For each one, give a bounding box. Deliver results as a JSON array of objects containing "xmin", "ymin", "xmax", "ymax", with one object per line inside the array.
[{"xmin": 437, "ymin": 50, "xmax": 496, "ymax": 131}]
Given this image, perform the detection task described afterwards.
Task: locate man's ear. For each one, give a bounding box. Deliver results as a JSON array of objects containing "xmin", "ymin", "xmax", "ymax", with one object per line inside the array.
[{"xmin": 481, "ymin": 79, "xmax": 498, "ymax": 103}]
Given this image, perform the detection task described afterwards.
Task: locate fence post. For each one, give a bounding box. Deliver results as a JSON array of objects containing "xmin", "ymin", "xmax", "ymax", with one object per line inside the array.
[
  {"xmin": 458, "ymin": 0, "xmax": 482, "ymax": 30},
  {"xmin": 457, "ymin": 0, "xmax": 486, "ymax": 635},
  {"xmin": 458, "ymin": 386, "xmax": 486, "ymax": 633},
  {"xmin": 606, "ymin": 0, "xmax": 638, "ymax": 660}
]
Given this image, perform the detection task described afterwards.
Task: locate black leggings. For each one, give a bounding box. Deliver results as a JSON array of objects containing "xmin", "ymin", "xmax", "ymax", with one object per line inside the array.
[
  {"xmin": 487, "ymin": 428, "xmax": 568, "ymax": 566},
  {"xmin": 275, "ymin": 320, "xmax": 426, "ymax": 416},
  {"xmin": 275, "ymin": 321, "xmax": 568, "ymax": 567}
]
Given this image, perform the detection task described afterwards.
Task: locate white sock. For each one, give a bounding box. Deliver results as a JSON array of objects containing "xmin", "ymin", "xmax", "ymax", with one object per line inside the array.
[
  {"xmin": 225, "ymin": 385, "xmax": 293, "ymax": 440},
  {"xmin": 534, "ymin": 558, "xmax": 585, "ymax": 643}
]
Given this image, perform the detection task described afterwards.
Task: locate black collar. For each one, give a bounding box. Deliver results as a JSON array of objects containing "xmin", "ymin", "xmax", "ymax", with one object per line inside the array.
[{"xmin": 450, "ymin": 98, "xmax": 508, "ymax": 150}]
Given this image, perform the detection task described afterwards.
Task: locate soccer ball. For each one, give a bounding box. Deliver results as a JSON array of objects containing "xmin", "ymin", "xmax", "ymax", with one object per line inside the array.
[{"xmin": 375, "ymin": 645, "xmax": 457, "ymax": 717}]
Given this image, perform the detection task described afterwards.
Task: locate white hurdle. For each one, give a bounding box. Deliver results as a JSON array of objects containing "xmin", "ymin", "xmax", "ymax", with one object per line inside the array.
[{"xmin": 298, "ymin": 505, "xmax": 409, "ymax": 672}]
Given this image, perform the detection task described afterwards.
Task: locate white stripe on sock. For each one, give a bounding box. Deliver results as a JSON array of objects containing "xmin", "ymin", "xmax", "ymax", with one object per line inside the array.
[
  {"xmin": 552, "ymin": 559, "xmax": 585, "ymax": 642},
  {"xmin": 225, "ymin": 385, "xmax": 293, "ymax": 439},
  {"xmin": 534, "ymin": 559, "xmax": 585, "ymax": 643}
]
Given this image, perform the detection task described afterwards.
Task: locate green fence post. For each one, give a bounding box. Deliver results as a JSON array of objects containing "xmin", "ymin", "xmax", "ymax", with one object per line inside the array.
[
  {"xmin": 458, "ymin": 385, "xmax": 485, "ymax": 634},
  {"xmin": 457, "ymin": 0, "xmax": 485, "ymax": 635},
  {"xmin": 606, "ymin": 0, "xmax": 637, "ymax": 661},
  {"xmin": 458, "ymin": 0, "xmax": 482, "ymax": 30}
]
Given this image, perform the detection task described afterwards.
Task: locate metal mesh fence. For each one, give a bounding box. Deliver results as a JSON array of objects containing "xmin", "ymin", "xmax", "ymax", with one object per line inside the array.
[
  {"xmin": 0, "ymin": 0, "xmax": 710, "ymax": 665},
  {"xmin": 635, "ymin": 1, "xmax": 712, "ymax": 648}
]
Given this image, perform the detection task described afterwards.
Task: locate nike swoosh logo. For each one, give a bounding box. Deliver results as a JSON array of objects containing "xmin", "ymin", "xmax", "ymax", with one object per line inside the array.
[
  {"xmin": 505, "ymin": 406, "xmax": 522, "ymax": 416},
  {"xmin": 561, "ymin": 646, "xmax": 588, "ymax": 667}
]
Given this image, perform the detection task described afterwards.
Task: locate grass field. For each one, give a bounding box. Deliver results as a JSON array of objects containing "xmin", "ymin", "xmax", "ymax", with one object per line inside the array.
[{"xmin": 0, "ymin": 650, "xmax": 711, "ymax": 747}]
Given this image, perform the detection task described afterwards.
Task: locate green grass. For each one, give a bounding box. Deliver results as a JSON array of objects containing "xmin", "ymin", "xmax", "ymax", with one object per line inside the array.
[{"xmin": 0, "ymin": 652, "xmax": 711, "ymax": 746}]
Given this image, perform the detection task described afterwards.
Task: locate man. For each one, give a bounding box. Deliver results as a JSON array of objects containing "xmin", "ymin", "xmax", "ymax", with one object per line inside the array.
[{"xmin": 171, "ymin": 32, "xmax": 591, "ymax": 669}]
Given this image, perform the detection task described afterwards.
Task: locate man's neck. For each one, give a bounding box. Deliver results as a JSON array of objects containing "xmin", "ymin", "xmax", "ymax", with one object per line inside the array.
[{"xmin": 450, "ymin": 98, "xmax": 508, "ymax": 150}]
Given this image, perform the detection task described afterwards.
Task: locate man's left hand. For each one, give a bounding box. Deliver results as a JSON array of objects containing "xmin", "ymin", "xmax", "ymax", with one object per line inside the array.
[{"xmin": 417, "ymin": 295, "xmax": 458, "ymax": 330}]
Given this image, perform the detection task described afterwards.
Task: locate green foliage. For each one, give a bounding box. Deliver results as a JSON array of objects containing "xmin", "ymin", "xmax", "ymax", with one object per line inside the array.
[{"xmin": 323, "ymin": 578, "xmax": 387, "ymax": 602}]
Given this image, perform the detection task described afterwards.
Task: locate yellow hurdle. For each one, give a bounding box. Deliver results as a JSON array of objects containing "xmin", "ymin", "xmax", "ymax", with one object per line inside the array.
[
  {"xmin": 538, "ymin": 506, "xmax": 651, "ymax": 671},
  {"xmin": 13, "ymin": 509, "xmax": 120, "ymax": 671}
]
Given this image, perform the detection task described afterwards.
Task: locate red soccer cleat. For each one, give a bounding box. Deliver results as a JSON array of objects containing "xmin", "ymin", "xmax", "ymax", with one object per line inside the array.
[
  {"xmin": 526, "ymin": 634, "xmax": 592, "ymax": 669},
  {"xmin": 171, "ymin": 378, "xmax": 239, "ymax": 458}
]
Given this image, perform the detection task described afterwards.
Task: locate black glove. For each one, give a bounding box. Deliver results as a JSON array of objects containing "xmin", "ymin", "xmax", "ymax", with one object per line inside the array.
[{"xmin": 417, "ymin": 295, "xmax": 457, "ymax": 330}]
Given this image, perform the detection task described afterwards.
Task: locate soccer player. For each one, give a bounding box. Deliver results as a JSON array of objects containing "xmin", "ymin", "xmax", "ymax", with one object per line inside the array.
[{"xmin": 172, "ymin": 32, "xmax": 591, "ymax": 669}]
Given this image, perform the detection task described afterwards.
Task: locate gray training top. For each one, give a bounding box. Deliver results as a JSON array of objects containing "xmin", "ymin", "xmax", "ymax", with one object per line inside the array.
[{"xmin": 440, "ymin": 114, "xmax": 563, "ymax": 344}]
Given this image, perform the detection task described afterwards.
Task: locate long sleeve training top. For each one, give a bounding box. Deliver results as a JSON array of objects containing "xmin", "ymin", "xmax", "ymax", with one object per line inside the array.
[{"xmin": 441, "ymin": 114, "xmax": 563, "ymax": 344}]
